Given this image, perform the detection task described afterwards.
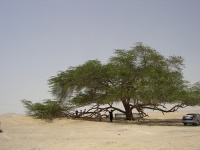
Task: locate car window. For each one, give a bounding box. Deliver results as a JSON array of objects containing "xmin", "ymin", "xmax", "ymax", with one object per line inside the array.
[
  {"xmin": 186, "ymin": 114, "xmax": 194, "ymax": 117},
  {"xmin": 187, "ymin": 114, "xmax": 200, "ymax": 117}
]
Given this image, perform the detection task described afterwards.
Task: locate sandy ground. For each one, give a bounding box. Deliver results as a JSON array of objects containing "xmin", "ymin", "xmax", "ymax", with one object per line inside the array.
[{"xmin": 1, "ymin": 110, "xmax": 200, "ymax": 150}]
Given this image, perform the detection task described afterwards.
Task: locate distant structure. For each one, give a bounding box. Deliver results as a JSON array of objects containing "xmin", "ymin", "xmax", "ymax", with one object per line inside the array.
[{"xmin": 0, "ymin": 121, "xmax": 3, "ymax": 133}]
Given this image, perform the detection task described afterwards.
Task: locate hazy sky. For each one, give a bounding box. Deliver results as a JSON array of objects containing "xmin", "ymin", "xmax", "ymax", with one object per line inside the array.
[{"xmin": 0, "ymin": 0, "xmax": 200, "ymax": 114}]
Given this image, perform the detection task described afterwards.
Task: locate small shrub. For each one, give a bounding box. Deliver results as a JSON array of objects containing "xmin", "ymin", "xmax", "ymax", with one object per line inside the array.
[{"xmin": 21, "ymin": 99, "xmax": 69, "ymax": 121}]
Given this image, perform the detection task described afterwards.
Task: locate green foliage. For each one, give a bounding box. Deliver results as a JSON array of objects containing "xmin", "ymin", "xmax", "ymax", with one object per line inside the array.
[
  {"xmin": 184, "ymin": 82, "xmax": 200, "ymax": 106},
  {"xmin": 21, "ymin": 99, "xmax": 69, "ymax": 121},
  {"xmin": 48, "ymin": 43, "xmax": 200, "ymax": 120}
]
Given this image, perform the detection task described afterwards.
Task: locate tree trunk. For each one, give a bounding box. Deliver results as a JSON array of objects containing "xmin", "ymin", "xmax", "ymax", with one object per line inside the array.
[{"xmin": 122, "ymin": 101, "xmax": 133, "ymax": 120}]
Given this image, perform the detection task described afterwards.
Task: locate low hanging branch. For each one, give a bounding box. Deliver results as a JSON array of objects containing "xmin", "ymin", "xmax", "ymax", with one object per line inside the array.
[{"xmin": 142, "ymin": 103, "xmax": 187, "ymax": 114}]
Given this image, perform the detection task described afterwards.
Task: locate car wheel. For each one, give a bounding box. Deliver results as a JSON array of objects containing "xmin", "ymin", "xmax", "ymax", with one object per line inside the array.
[{"xmin": 184, "ymin": 123, "xmax": 187, "ymax": 126}]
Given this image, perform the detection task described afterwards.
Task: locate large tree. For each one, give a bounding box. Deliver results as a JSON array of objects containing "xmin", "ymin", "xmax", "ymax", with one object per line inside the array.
[{"xmin": 48, "ymin": 43, "xmax": 200, "ymax": 120}]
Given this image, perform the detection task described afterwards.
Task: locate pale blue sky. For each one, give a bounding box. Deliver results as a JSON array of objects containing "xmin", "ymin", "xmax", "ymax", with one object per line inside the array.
[{"xmin": 0, "ymin": 0, "xmax": 200, "ymax": 114}]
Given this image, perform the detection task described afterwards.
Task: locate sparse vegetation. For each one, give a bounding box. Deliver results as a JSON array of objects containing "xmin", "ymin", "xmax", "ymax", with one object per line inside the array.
[{"xmin": 21, "ymin": 99, "xmax": 71, "ymax": 121}]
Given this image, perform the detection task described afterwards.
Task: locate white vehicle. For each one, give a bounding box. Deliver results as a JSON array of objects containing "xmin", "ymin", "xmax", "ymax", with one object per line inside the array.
[{"xmin": 182, "ymin": 113, "xmax": 200, "ymax": 126}]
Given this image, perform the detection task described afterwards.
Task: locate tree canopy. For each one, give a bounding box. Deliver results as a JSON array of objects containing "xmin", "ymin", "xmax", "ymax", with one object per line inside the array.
[{"xmin": 48, "ymin": 43, "xmax": 200, "ymax": 120}]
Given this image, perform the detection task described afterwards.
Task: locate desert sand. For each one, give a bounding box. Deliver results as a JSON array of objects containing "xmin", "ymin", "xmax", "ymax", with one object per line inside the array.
[{"xmin": 1, "ymin": 110, "xmax": 200, "ymax": 150}]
